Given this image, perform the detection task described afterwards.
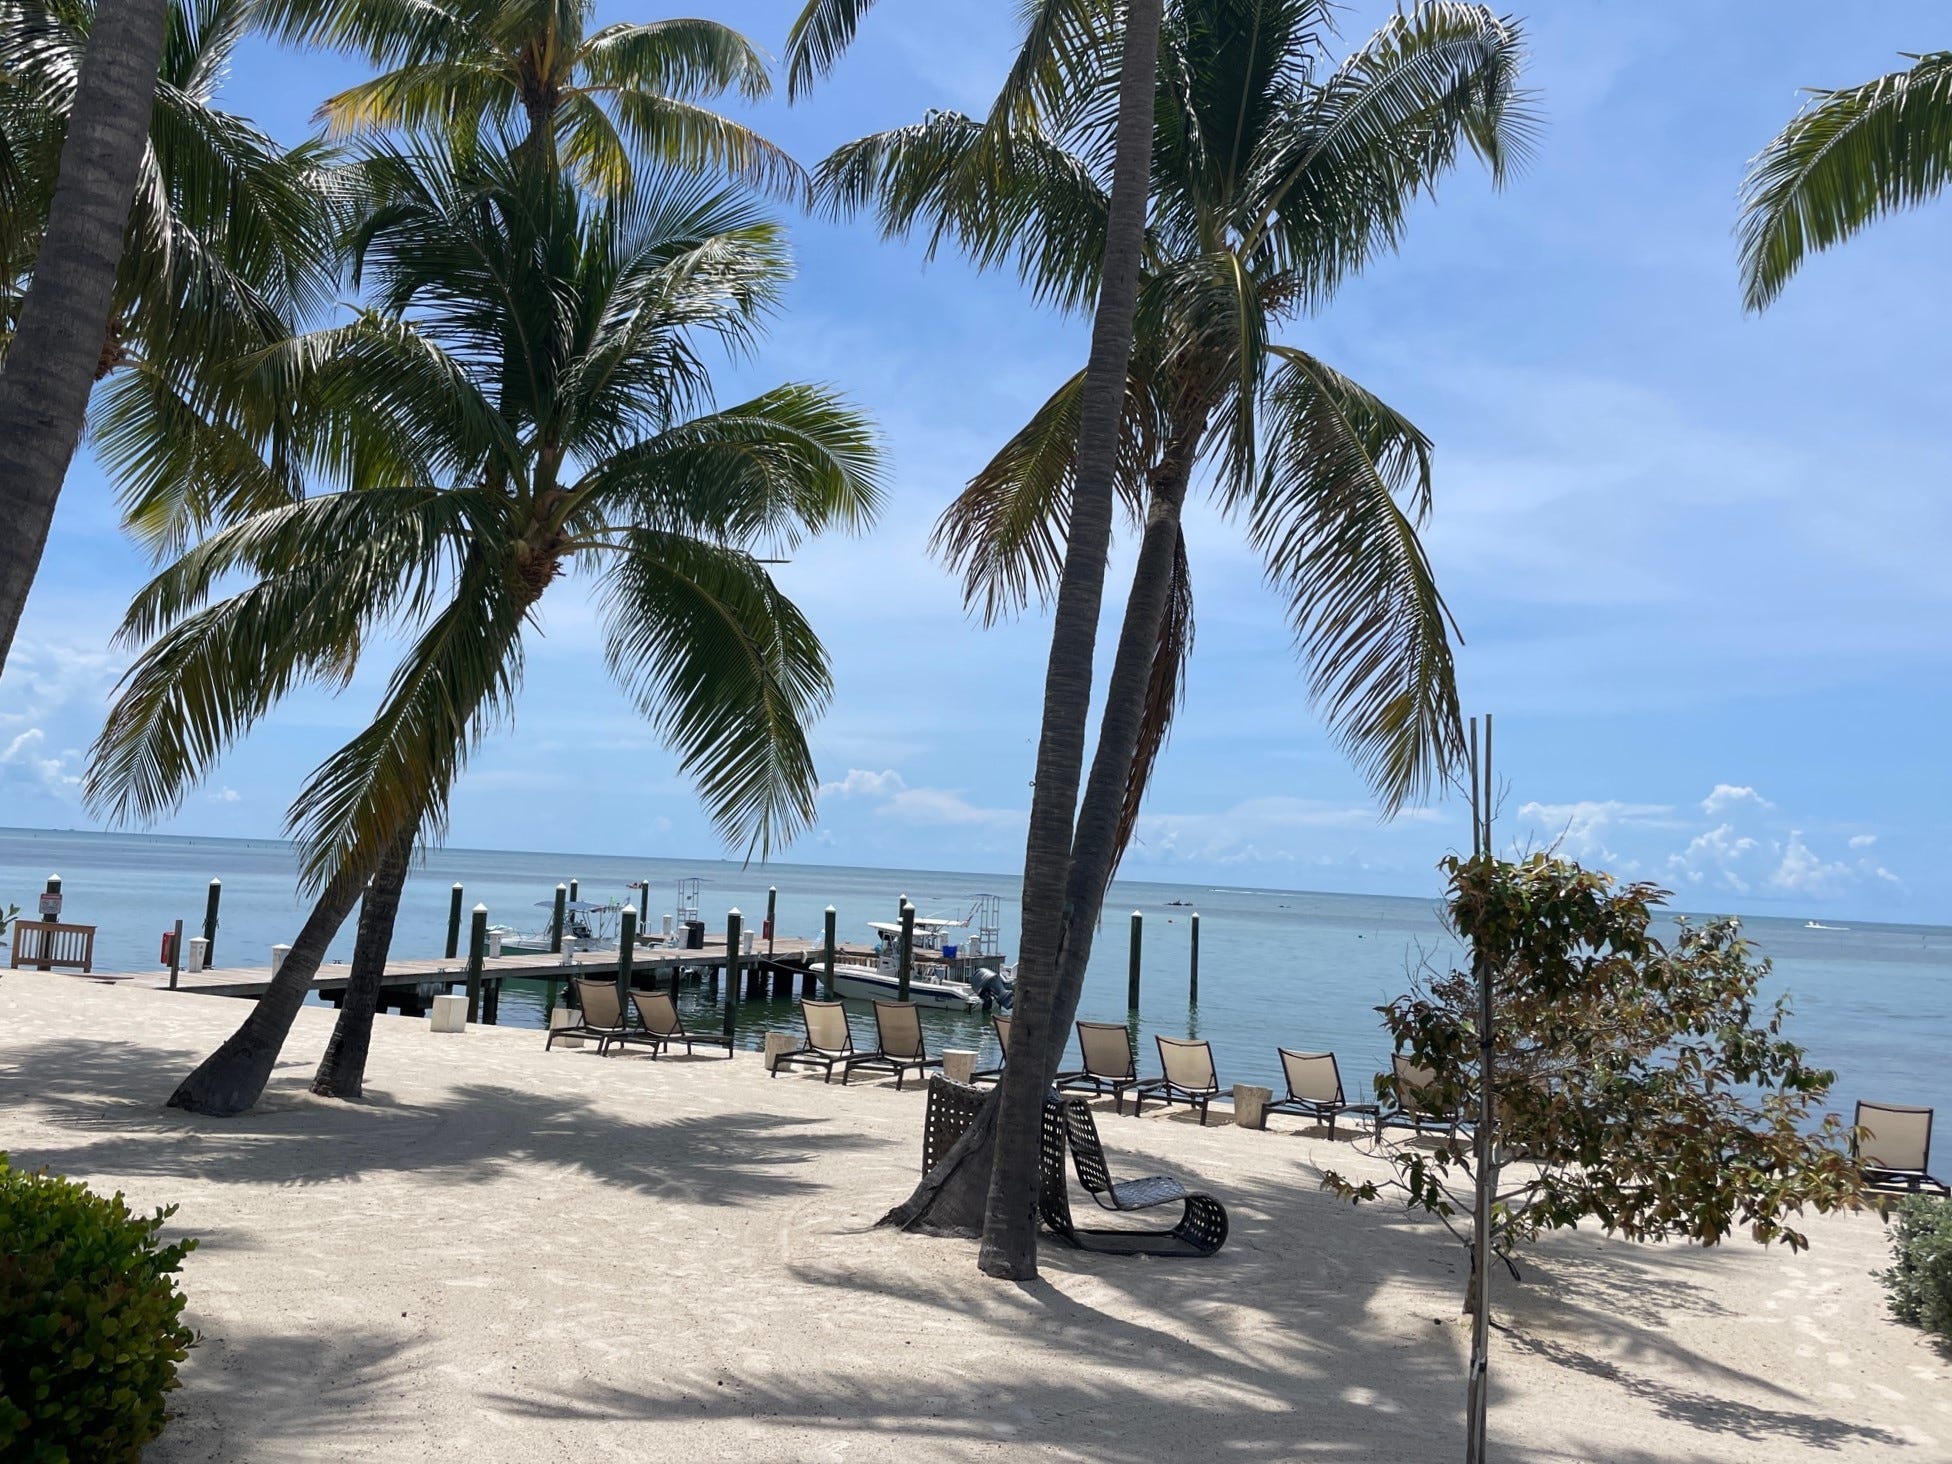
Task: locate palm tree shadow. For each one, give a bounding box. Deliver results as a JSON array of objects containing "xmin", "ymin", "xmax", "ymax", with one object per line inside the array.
[{"xmin": 2, "ymin": 1036, "xmax": 877, "ymax": 1208}]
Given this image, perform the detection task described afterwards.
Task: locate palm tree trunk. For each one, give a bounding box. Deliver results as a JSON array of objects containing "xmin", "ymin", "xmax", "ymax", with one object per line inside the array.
[
  {"xmin": 0, "ymin": 0, "xmax": 170, "ymax": 675},
  {"xmin": 312, "ymin": 827, "xmax": 415, "ymax": 1099},
  {"xmin": 972, "ymin": 0, "xmax": 1166, "ymax": 1283},
  {"xmin": 166, "ymin": 863, "xmax": 368, "ymax": 1117}
]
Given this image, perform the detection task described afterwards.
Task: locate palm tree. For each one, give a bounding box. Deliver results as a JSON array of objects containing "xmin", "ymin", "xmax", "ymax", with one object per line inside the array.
[
  {"xmin": 789, "ymin": 0, "xmax": 1172, "ymax": 1282},
  {"xmin": 87, "ymin": 140, "xmax": 883, "ymax": 1115},
  {"xmin": 0, "ymin": 0, "xmax": 171, "ymax": 674},
  {"xmin": 831, "ymin": 0, "xmax": 1529, "ymax": 1275},
  {"xmin": 263, "ymin": 0, "xmax": 802, "ymax": 198},
  {"xmin": 0, "ymin": 0, "xmax": 342, "ymax": 669},
  {"xmin": 1741, "ymin": 50, "xmax": 1952, "ymax": 311}
]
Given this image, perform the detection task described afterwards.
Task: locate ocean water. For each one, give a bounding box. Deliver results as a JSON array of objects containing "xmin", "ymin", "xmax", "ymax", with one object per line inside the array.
[{"xmin": 2, "ymin": 826, "xmax": 1946, "ymax": 1123}]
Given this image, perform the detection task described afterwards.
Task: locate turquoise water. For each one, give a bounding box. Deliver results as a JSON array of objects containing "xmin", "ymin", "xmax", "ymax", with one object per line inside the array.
[{"xmin": 2, "ymin": 826, "xmax": 1946, "ymax": 1120}]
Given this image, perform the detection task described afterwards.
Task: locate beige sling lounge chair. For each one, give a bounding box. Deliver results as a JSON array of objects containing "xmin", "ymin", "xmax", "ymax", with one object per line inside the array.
[
  {"xmin": 625, "ymin": 990, "xmax": 734, "ymax": 1058},
  {"xmin": 1136, "ymin": 1036, "xmax": 1223, "ymax": 1124},
  {"xmin": 845, "ymin": 1000, "xmax": 942, "ymax": 1090},
  {"xmin": 1855, "ymin": 1100, "xmax": 1950, "ymax": 1196},
  {"xmin": 1264, "ymin": 1049, "xmax": 1380, "ymax": 1135},
  {"xmin": 771, "ymin": 998, "xmax": 859, "ymax": 1082},
  {"xmin": 973, "ymin": 1013, "xmax": 1011, "ymax": 1084},
  {"xmin": 1055, "ymin": 1021, "xmax": 1144, "ymax": 1114},
  {"xmin": 545, "ymin": 978, "xmax": 630, "ymax": 1054},
  {"xmin": 1380, "ymin": 1054, "xmax": 1471, "ymax": 1139}
]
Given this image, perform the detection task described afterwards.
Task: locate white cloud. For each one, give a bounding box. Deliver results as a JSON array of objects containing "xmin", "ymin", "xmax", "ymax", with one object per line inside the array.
[
  {"xmin": 820, "ymin": 768, "xmax": 908, "ymax": 799},
  {"xmin": 1126, "ymin": 796, "xmax": 1442, "ymax": 870},
  {"xmin": 210, "ymin": 787, "xmax": 242, "ymax": 805},
  {"xmin": 1665, "ymin": 822, "xmax": 1759, "ymax": 893},
  {"xmin": 1848, "ymin": 833, "xmax": 1877, "ymax": 850},
  {"xmin": 0, "ymin": 728, "xmax": 82, "ymax": 799},
  {"xmin": 1701, "ymin": 784, "xmax": 1774, "ymax": 817},
  {"xmin": 1768, "ymin": 832, "xmax": 1852, "ymax": 899},
  {"xmin": 1516, "ymin": 799, "xmax": 1676, "ymax": 866}
]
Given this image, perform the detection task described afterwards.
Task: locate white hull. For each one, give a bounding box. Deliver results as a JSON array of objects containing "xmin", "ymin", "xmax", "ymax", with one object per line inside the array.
[{"xmin": 827, "ymin": 964, "xmax": 981, "ymax": 1010}]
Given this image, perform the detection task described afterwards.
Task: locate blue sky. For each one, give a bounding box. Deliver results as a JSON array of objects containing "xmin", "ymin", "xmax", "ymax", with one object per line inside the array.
[{"xmin": 3, "ymin": 1, "xmax": 1949, "ymax": 922}]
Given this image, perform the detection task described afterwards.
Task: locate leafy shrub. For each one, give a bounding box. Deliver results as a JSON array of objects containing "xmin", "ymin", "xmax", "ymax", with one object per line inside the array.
[
  {"xmin": 1880, "ymin": 1195, "xmax": 1952, "ymax": 1340},
  {"xmin": 0, "ymin": 1156, "xmax": 197, "ymax": 1462}
]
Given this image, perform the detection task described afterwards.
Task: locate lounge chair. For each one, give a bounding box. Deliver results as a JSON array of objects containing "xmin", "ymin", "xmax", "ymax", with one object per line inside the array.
[
  {"xmin": 625, "ymin": 990, "xmax": 734, "ymax": 1058},
  {"xmin": 1041, "ymin": 1097, "xmax": 1229, "ymax": 1256},
  {"xmin": 1136, "ymin": 1035, "xmax": 1223, "ymax": 1124},
  {"xmin": 843, "ymin": 1000, "xmax": 942, "ymax": 1090},
  {"xmin": 1055, "ymin": 1020, "xmax": 1145, "ymax": 1113},
  {"xmin": 1263, "ymin": 1048, "xmax": 1380, "ymax": 1136},
  {"xmin": 1856, "ymin": 1100, "xmax": 1950, "ymax": 1196},
  {"xmin": 972, "ymin": 1013, "xmax": 1011, "ymax": 1084},
  {"xmin": 771, "ymin": 998, "xmax": 859, "ymax": 1082},
  {"xmin": 1379, "ymin": 1054, "xmax": 1471, "ymax": 1140},
  {"xmin": 545, "ymin": 978, "xmax": 629, "ymax": 1053}
]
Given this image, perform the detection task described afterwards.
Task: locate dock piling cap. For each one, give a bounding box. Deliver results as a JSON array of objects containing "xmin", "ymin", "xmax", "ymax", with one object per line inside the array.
[{"xmin": 473, "ymin": 903, "xmax": 489, "ymax": 914}]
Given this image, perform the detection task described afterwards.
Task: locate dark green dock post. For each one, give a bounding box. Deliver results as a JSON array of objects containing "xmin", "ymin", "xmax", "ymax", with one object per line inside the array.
[
  {"xmin": 445, "ymin": 883, "xmax": 464, "ymax": 959},
  {"xmin": 202, "ymin": 878, "xmax": 221, "ymax": 964},
  {"xmin": 616, "ymin": 905, "xmax": 637, "ymax": 1010},
  {"xmin": 550, "ymin": 883, "xmax": 567, "ymax": 953},
  {"xmin": 897, "ymin": 901, "xmax": 915, "ymax": 1002},
  {"xmin": 464, "ymin": 904, "xmax": 488, "ymax": 1023},
  {"xmin": 723, "ymin": 908, "xmax": 742, "ymax": 1039},
  {"xmin": 167, "ymin": 918, "xmax": 183, "ymax": 990},
  {"xmin": 765, "ymin": 886, "xmax": 777, "ymax": 956},
  {"xmin": 1128, "ymin": 910, "xmax": 1143, "ymax": 1010},
  {"xmin": 822, "ymin": 906, "xmax": 837, "ymax": 996},
  {"xmin": 1188, "ymin": 911, "xmax": 1200, "ymax": 1003},
  {"xmin": 568, "ymin": 878, "xmax": 579, "ymax": 904}
]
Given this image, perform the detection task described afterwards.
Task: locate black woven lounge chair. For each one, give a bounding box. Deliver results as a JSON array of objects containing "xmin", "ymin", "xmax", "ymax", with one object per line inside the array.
[
  {"xmin": 624, "ymin": 990, "xmax": 734, "ymax": 1058},
  {"xmin": 1135, "ymin": 1035, "xmax": 1222, "ymax": 1124},
  {"xmin": 1054, "ymin": 1020, "xmax": 1145, "ymax": 1113},
  {"xmin": 845, "ymin": 1000, "xmax": 942, "ymax": 1090},
  {"xmin": 771, "ymin": 998, "xmax": 859, "ymax": 1082},
  {"xmin": 1856, "ymin": 1100, "xmax": 1950, "ymax": 1196},
  {"xmin": 1263, "ymin": 1048, "xmax": 1380, "ymax": 1136},
  {"xmin": 1041, "ymin": 1097, "xmax": 1228, "ymax": 1256},
  {"xmin": 545, "ymin": 978, "xmax": 630, "ymax": 1053}
]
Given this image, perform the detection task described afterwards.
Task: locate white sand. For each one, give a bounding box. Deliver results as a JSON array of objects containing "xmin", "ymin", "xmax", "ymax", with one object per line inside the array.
[{"xmin": 1, "ymin": 973, "xmax": 1945, "ymax": 1463}]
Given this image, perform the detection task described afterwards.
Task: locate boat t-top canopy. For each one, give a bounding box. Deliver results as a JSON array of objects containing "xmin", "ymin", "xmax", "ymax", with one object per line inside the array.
[
  {"xmin": 534, "ymin": 899, "xmax": 608, "ymax": 913},
  {"xmin": 866, "ymin": 917, "xmax": 963, "ymax": 937}
]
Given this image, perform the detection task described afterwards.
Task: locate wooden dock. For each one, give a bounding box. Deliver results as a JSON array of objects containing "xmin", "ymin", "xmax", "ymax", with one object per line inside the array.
[{"xmin": 99, "ymin": 937, "xmax": 874, "ymax": 1023}]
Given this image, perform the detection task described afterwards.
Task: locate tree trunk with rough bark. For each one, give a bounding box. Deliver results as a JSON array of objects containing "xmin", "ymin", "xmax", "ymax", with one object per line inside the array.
[
  {"xmin": 167, "ymin": 864, "xmax": 368, "ymax": 1116},
  {"xmin": 312, "ymin": 827, "xmax": 415, "ymax": 1099},
  {"xmin": 972, "ymin": 0, "xmax": 1167, "ymax": 1284},
  {"xmin": 0, "ymin": 0, "xmax": 170, "ymax": 675}
]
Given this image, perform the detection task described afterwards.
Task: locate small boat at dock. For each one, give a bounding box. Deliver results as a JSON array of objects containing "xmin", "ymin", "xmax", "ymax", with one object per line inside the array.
[{"xmin": 827, "ymin": 897, "xmax": 1014, "ymax": 1010}]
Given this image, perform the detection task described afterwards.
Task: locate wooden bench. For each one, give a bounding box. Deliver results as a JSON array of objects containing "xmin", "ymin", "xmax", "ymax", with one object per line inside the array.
[{"xmin": 10, "ymin": 920, "xmax": 97, "ymax": 974}]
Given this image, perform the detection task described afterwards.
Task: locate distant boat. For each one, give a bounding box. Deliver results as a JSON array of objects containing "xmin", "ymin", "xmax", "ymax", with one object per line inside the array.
[
  {"xmin": 1165, "ymin": 899, "xmax": 1193, "ymax": 907},
  {"xmin": 1805, "ymin": 921, "xmax": 1851, "ymax": 932}
]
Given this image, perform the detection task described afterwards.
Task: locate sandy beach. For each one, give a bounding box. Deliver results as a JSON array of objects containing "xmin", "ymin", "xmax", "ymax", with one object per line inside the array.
[{"xmin": 1, "ymin": 973, "xmax": 1945, "ymax": 1463}]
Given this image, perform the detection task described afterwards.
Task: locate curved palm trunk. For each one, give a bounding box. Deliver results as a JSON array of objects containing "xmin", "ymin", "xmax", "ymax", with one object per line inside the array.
[
  {"xmin": 0, "ymin": 0, "xmax": 170, "ymax": 675},
  {"xmin": 167, "ymin": 862, "xmax": 370, "ymax": 1116},
  {"xmin": 312, "ymin": 826, "xmax": 415, "ymax": 1099},
  {"xmin": 972, "ymin": 0, "xmax": 1167, "ymax": 1280}
]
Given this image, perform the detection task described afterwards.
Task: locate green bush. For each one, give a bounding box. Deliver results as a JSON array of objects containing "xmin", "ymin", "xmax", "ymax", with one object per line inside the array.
[
  {"xmin": 1880, "ymin": 1194, "xmax": 1952, "ymax": 1340},
  {"xmin": 0, "ymin": 1156, "xmax": 197, "ymax": 1462}
]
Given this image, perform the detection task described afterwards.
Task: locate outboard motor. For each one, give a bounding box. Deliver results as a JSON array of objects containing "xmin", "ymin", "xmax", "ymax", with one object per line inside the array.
[{"xmin": 969, "ymin": 966, "xmax": 1014, "ymax": 1011}]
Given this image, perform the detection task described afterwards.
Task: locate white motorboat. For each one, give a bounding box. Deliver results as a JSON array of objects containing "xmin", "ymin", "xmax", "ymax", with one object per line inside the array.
[{"xmin": 827, "ymin": 900, "xmax": 1014, "ymax": 1010}]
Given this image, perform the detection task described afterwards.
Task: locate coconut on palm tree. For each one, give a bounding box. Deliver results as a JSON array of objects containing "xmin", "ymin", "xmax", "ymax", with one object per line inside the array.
[
  {"xmin": 87, "ymin": 138, "xmax": 882, "ymax": 1115},
  {"xmin": 824, "ymin": 0, "xmax": 1529, "ymax": 1274},
  {"xmin": 1741, "ymin": 49, "xmax": 1952, "ymax": 311},
  {"xmin": 264, "ymin": 0, "xmax": 802, "ymax": 197}
]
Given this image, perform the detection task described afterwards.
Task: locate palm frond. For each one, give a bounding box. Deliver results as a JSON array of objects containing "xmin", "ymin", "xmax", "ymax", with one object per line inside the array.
[
  {"xmin": 601, "ymin": 531, "xmax": 831, "ymax": 858},
  {"xmin": 1244, "ymin": 347, "xmax": 1460, "ymax": 811},
  {"xmin": 580, "ymin": 18, "xmax": 771, "ymax": 103},
  {"xmin": 1739, "ymin": 52, "xmax": 1952, "ymax": 311},
  {"xmin": 784, "ymin": 0, "xmax": 878, "ymax": 102}
]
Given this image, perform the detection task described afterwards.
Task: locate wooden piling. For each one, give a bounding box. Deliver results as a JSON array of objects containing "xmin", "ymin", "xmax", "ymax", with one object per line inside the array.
[
  {"xmin": 445, "ymin": 883, "xmax": 464, "ymax": 960},
  {"xmin": 898, "ymin": 901, "xmax": 915, "ymax": 1002},
  {"xmin": 723, "ymin": 908, "xmax": 742, "ymax": 1039},
  {"xmin": 203, "ymin": 879, "xmax": 221, "ymax": 964},
  {"xmin": 1128, "ymin": 910, "xmax": 1143, "ymax": 1010},
  {"xmin": 765, "ymin": 886, "xmax": 777, "ymax": 956},
  {"xmin": 464, "ymin": 905, "xmax": 488, "ymax": 1023},
  {"xmin": 1189, "ymin": 912, "xmax": 1200, "ymax": 1003},
  {"xmin": 616, "ymin": 905, "xmax": 637, "ymax": 1009},
  {"xmin": 550, "ymin": 884, "xmax": 567, "ymax": 954},
  {"xmin": 568, "ymin": 878, "xmax": 579, "ymax": 904},
  {"xmin": 822, "ymin": 906, "xmax": 837, "ymax": 997},
  {"xmin": 167, "ymin": 918, "xmax": 183, "ymax": 991}
]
